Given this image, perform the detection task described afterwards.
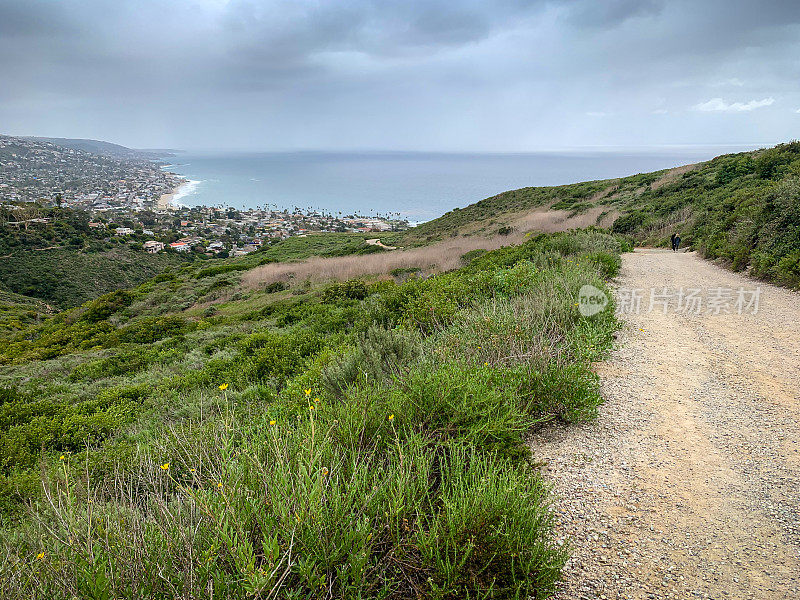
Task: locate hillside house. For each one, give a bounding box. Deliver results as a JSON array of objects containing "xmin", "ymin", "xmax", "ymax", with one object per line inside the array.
[{"xmin": 143, "ymin": 240, "xmax": 165, "ymax": 253}]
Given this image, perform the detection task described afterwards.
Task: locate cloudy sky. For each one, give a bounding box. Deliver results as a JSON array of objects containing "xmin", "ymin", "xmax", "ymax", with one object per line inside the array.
[{"xmin": 1, "ymin": 0, "xmax": 799, "ymax": 151}]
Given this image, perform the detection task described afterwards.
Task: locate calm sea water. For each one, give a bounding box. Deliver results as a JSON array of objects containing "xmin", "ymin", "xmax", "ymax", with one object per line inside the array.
[{"xmin": 163, "ymin": 148, "xmax": 754, "ymax": 223}]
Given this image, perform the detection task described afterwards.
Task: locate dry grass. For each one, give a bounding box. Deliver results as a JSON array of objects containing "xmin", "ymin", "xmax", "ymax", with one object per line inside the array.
[
  {"xmin": 241, "ymin": 234, "xmax": 526, "ymax": 289},
  {"xmin": 510, "ymin": 204, "xmax": 619, "ymax": 233},
  {"xmin": 650, "ymin": 163, "xmax": 698, "ymax": 191},
  {"xmin": 242, "ymin": 201, "xmax": 621, "ymax": 291}
]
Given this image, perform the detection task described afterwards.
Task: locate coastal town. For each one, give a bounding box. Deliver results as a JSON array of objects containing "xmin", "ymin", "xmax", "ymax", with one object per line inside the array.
[
  {"xmin": 0, "ymin": 134, "xmax": 181, "ymax": 209},
  {"xmin": 0, "ymin": 134, "xmax": 405, "ymax": 256}
]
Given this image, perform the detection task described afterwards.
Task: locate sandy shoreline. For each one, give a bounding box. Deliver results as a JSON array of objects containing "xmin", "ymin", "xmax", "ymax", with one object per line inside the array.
[{"xmin": 157, "ymin": 179, "xmax": 188, "ymax": 210}]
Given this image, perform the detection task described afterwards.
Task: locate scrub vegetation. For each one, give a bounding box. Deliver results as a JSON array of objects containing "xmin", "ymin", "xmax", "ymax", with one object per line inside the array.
[
  {"xmin": 3, "ymin": 141, "xmax": 800, "ymax": 597},
  {"xmin": 409, "ymin": 142, "xmax": 800, "ymax": 288},
  {"xmin": 0, "ymin": 228, "xmax": 624, "ymax": 599}
]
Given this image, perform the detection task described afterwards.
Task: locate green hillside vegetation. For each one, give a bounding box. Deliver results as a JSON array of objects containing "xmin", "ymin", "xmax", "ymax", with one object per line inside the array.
[
  {"xmin": 0, "ymin": 289, "xmax": 50, "ymax": 334},
  {"xmin": 409, "ymin": 142, "xmax": 800, "ymax": 287},
  {"xmin": 254, "ymin": 231, "xmax": 402, "ymax": 262},
  {"xmin": 607, "ymin": 142, "xmax": 800, "ymax": 287},
  {"xmin": 0, "ymin": 202, "xmax": 399, "ymax": 310},
  {"xmin": 0, "ymin": 246, "xmax": 189, "ymax": 309},
  {"xmin": 0, "ymin": 205, "xmax": 193, "ymax": 308},
  {"xmin": 405, "ymin": 179, "xmax": 612, "ymax": 243},
  {"xmin": 0, "ymin": 228, "xmax": 625, "ymax": 599}
]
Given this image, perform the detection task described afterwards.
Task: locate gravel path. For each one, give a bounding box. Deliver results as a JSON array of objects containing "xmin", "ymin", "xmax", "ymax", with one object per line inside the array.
[{"xmin": 531, "ymin": 249, "xmax": 800, "ymax": 599}]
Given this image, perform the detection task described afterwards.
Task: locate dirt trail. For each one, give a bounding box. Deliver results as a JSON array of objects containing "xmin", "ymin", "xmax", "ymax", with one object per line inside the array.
[{"xmin": 532, "ymin": 249, "xmax": 800, "ymax": 599}]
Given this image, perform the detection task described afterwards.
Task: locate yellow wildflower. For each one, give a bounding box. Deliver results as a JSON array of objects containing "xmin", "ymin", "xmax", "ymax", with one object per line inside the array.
[
  {"xmin": 217, "ymin": 482, "xmax": 223, "ymax": 488},
  {"xmin": 190, "ymin": 468, "xmax": 196, "ymax": 472},
  {"xmin": 304, "ymin": 388, "xmax": 311, "ymax": 396},
  {"xmin": 309, "ymin": 405, "xmax": 315, "ymax": 411},
  {"xmin": 314, "ymin": 397, "xmax": 320, "ymax": 403},
  {"xmin": 59, "ymin": 455, "xmax": 65, "ymax": 461},
  {"xmin": 388, "ymin": 414, "xmax": 394, "ymax": 421},
  {"xmin": 484, "ymin": 362, "xmax": 489, "ymax": 366},
  {"xmin": 36, "ymin": 552, "xmax": 44, "ymax": 560},
  {"xmin": 269, "ymin": 420, "xmax": 276, "ymax": 425},
  {"xmin": 219, "ymin": 383, "xmax": 229, "ymax": 390},
  {"xmin": 160, "ymin": 463, "xmax": 170, "ymax": 470},
  {"xmin": 321, "ymin": 467, "xmax": 329, "ymax": 476}
]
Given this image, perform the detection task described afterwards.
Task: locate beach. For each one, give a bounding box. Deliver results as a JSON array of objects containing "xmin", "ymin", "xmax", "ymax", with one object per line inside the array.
[{"xmin": 157, "ymin": 178, "xmax": 189, "ymax": 210}]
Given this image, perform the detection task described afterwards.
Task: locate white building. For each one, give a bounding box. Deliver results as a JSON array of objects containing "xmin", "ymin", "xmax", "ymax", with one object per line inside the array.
[{"xmin": 143, "ymin": 240, "xmax": 165, "ymax": 253}]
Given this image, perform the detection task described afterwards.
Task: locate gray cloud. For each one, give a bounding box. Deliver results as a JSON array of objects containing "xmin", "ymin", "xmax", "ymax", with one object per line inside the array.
[{"xmin": 1, "ymin": 0, "xmax": 798, "ymax": 150}]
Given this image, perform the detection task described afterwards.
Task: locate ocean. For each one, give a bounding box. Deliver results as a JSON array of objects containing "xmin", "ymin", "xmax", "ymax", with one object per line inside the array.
[{"xmin": 163, "ymin": 147, "xmax": 756, "ymax": 223}]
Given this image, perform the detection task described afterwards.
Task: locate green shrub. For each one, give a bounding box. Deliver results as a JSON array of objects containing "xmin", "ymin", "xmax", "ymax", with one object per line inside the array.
[
  {"xmin": 582, "ymin": 251, "xmax": 622, "ymax": 278},
  {"xmin": 322, "ymin": 279, "xmax": 370, "ymax": 302},
  {"xmin": 68, "ymin": 351, "xmax": 149, "ymax": 381},
  {"xmin": 79, "ymin": 290, "xmax": 133, "ymax": 323},
  {"xmin": 243, "ymin": 329, "xmax": 326, "ymax": 385},
  {"xmin": 115, "ymin": 315, "xmax": 192, "ymax": 344},
  {"xmin": 417, "ymin": 449, "xmax": 565, "ymax": 598},
  {"xmin": 321, "ymin": 325, "xmax": 422, "ymax": 397},
  {"xmin": 263, "ymin": 281, "xmax": 288, "ymax": 293},
  {"xmin": 0, "ymin": 229, "xmax": 625, "ymax": 597}
]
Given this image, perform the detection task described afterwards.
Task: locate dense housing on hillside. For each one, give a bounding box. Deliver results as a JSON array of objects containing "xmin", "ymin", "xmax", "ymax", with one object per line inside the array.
[{"xmin": 1, "ymin": 135, "xmax": 406, "ymax": 258}]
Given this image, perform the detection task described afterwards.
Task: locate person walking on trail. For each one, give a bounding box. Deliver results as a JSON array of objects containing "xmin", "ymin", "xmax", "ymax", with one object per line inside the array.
[
  {"xmin": 674, "ymin": 233, "xmax": 681, "ymax": 252},
  {"xmin": 670, "ymin": 233, "xmax": 676, "ymax": 251}
]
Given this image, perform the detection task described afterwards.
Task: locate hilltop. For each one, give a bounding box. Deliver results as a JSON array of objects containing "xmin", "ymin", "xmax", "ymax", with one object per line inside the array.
[
  {"xmin": 22, "ymin": 137, "xmax": 178, "ymax": 160},
  {"xmin": 410, "ymin": 141, "xmax": 800, "ymax": 287}
]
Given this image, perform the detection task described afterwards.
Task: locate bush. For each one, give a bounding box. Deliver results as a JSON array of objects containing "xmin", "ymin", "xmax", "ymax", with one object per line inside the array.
[
  {"xmin": 417, "ymin": 449, "xmax": 565, "ymax": 598},
  {"xmin": 322, "ymin": 279, "xmax": 370, "ymax": 302},
  {"xmin": 263, "ymin": 281, "xmax": 288, "ymax": 293},
  {"xmin": 321, "ymin": 325, "xmax": 422, "ymax": 397},
  {"xmin": 79, "ymin": 290, "xmax": 133, "ymax": 323},
  {"xmin": 115, "ymin": 315, "xmax": 192, "ymax": 344},
  {"xmin": 243, "ymin": 329, "xmax": 326, "ymax": 385},
  {"xmin": 0, "ymin": 229, "xmax": 624, "ymax": 597}
]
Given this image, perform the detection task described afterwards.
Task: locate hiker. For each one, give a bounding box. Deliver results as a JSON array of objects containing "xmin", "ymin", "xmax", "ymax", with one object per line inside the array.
[
  {"xmin": 670, "ymin": 233, "xmax": 676, "ymax": 251},
  {"xmin": 674, "ymin": 233, "xmax": 681, "ymax": 251}
]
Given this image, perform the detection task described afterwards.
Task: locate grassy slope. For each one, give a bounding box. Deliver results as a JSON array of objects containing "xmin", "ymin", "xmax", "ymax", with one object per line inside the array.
[
  {"xmin": 0, "ymin": 229, "xmax": 625, "ymax": 599},
  {"xmin": 605, "ymin": 142, "xmax": 800, "ymax": 287},
  {"xmin": 0, "ymin": 246, "xmax": 188, "ymax": 309},
  {"xmin": 406, "ymin": 141, "xmax": 800, "ymax": 287},
  {"xmin": 0, "ymin": 289, "xmax": 50, "ymax": 334},
  {"xmin": 5, "ymin": 140, "xmax": 796, "ymax": 595}
]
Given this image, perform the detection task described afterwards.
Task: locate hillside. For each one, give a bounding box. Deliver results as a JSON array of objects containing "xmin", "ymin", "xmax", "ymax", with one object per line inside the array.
[
  {"xmin": 0, "ymin": 225, "xmax": 627, "ymax": 598},
  {"xmin": 409, "ymin": 142, "xmax": 800, "ymax": 287},
  {"xmin": 23, "ymin": 137, "xmax": 177, "ymax": 160},
  {"xmin": 1, "ymin": 142, "xmax": 799, "ymax": 597},
  {"xmin": 0, "ymin": 289, "xmax": 50, "ymax": 334},
  {"xmin": 0, "ymin": 134, "xmax": 181, "ymax": 205},
  {"xmin": 0, "ymin": 245, "xmax": 189, "ymax": 309}
]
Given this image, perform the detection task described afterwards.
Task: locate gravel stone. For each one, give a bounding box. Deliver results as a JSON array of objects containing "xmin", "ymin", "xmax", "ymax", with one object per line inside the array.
[{"xmin": 530, "ymin": 249, "xmax": 800, "ymax": 599}]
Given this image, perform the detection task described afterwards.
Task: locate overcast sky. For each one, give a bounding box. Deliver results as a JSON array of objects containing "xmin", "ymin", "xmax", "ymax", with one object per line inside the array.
[{"xmin": 1, "ymin": 0, "xmax": 799, "ymax": 151}]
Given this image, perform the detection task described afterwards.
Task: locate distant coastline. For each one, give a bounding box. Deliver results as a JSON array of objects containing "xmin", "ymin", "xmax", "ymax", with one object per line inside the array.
[{"xmin": 158, "ymin": 148, "xmax": 757, "ymax": 222}]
